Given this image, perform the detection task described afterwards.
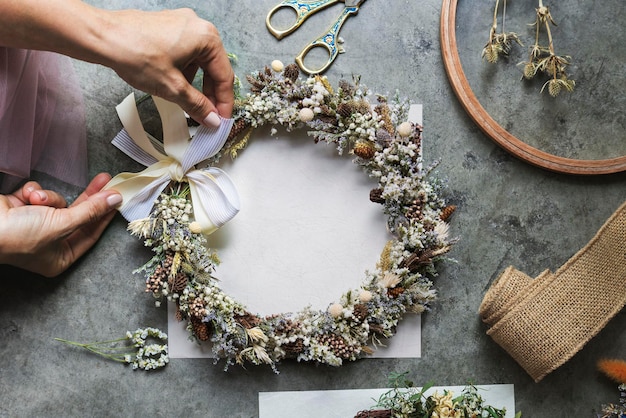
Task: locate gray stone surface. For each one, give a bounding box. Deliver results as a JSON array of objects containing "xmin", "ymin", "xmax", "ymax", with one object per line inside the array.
[{"xmin": 2, "ymin": 0, "xmax": 626, "ymax": 417}]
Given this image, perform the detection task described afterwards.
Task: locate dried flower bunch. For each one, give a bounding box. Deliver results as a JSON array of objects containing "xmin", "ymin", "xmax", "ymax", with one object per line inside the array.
[
  {"xmin": 130, "ymin": 62, "xmax": 456, "ymax": 371},
  {"xmin": 354, "ymin": 372, "xmax": 512, "ymax": 418},
  {"xmin": 598, "ymin": 359, "xmax": 626, "ymax": 418},
  {"xmin": 55, "ymin": 328, "xmax": 169, "ymax": 371},
  {"xmin": 521, "ymin": 0, "xmax": 575, "ymax": 97},
  {"xmin": 483, "ymin": 0, "xmax": 575, "ymax": 97},
  {"xmin": 482, "ymin": 0, "xmax": 522, "ymax": 64}
]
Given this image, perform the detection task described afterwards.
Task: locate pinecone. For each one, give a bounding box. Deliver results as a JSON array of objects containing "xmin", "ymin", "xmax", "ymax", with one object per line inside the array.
[
  {"xmin": 227, "ymin": 118, "xmax": 251, "ymax": 143},
  {"xmin": 168, "ymin": 272, "xmax": 188, "ymax": 294},
  {"xmin": 387, "ymin": 286, "xmax": 405, "ymax": 298},
  {"xmin": 353, "ymin": 304, "xmax": 369, "ymax": 322},
  {"xmin": 236, "ymin": 313, "xmax": 262, "ymax": 329},
  {"xmin": 367, "ymin": 323, "xmax": 385, "ymax": 336},
  {"xmin": 353, "ymin": 141, "xmax": 376, "ymax": 159},
  {"xmin": 440, "ymin": 205, "xmax": 457, "ymax": 222},
  {"xmin": 190, "ymin": 316, "xmax": 210, "ymax": 341},
  {"xmin": 283, "ymin": 63, "xmax": 300, "ymax": 81},
  {"xmin": 174, "ymin": 304, "xmax": 185, "ymax": 321},
  {"xmin": 369, "ymin": 188, "xmax": 385, "ymax": 204},
  {"xmin": 400, "ymin": 249, "xmax": 435, "ymax": 272},
  {"xmin": 337, "ymin": 102, "xmax": 356, "ymax": 118},
  {"xmin": 281, "ymin": 339, "xmax": 305, "ymax": 355}
]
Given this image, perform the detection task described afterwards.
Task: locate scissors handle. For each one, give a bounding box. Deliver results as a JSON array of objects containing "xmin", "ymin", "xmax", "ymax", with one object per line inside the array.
[
  {"xmin": 266, "ymin": 0, "xmax": 341, "ymax": 40},
  {"xmin": 295, "ymin": 5, "xmax": 359, "ymax": 74}
]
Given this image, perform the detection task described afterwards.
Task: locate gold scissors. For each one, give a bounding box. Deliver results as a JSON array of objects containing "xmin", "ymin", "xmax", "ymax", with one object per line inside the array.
[{"xmin": 266, "ymin": 0, "xmax": 366, "ymax": 75}]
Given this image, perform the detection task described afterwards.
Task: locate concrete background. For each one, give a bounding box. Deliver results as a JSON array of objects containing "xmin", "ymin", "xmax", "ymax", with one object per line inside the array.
[{"xmin": 1, "ymin": 0, "xmax": 625, "ymax": 416}]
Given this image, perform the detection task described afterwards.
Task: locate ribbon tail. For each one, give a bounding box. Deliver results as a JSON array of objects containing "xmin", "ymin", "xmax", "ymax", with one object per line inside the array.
[
  {"xmin": 105, "ymin": 165, "xmax": 172, "ymax": 222},
  {"xmin": 187, "ymin": 168, "xmax": 240, "ymax": 234}
]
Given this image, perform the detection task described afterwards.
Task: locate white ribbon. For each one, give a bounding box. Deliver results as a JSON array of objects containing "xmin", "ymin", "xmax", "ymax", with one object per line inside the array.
[{"xmin": 105, "ymin": 93, "xmax": 239, "ymax": 234}]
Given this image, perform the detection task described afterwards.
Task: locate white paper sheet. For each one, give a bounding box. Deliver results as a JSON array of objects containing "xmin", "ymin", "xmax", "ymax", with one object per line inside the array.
[
  {"xmin": 259, "ymin": 385, "xmax": 516, "ymax": 418},
  {"xmin": 168, "ymin": 105, "xmax": 424, "ymax": 359}
]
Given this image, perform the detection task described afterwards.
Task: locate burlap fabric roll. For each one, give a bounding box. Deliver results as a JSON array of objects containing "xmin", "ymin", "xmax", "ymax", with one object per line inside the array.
[{"xmin": 479, "ymin": 201, "xmax": 626, "ymax": 382}]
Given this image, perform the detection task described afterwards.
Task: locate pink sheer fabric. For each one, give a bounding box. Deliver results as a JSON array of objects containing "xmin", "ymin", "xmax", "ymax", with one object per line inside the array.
[{"xmin": 0, "ymin": 47, "xmax": 88, "ymax": 193}]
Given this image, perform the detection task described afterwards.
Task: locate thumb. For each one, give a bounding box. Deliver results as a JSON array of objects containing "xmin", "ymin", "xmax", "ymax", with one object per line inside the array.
[
  {"xmin": 178, "ymin": 83, "xmax": 222, "ymax": 128},
  {"xmin": 59, "ymin": 191, "xmax": 122, "ymax": 235}
]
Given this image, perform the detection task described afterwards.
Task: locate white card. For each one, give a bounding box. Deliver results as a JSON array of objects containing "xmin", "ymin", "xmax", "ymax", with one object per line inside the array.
[{"xmin": 259, "ymin": 385, "xmax": 516, "ymax": 418}]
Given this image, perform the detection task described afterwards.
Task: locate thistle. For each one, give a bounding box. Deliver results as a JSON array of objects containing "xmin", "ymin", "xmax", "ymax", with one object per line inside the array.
[
  {"xmin": 520, "ymin": 0, "xmax": 575, "ymax": 96},
  {"xmin": 482, "ymin": 0, "xmax": 522, "ymax": 63}
]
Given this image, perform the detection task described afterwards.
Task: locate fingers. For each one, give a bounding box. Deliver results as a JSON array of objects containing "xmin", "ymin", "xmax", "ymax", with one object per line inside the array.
[
  {"xmin": 56, "ymin": 185, "xmax": 122, "ymax": 259},
  {"xmin": 63, "ymin": 193, "xmax": 119, "ymax": 261},
  {"xmin": 27, "ymin": 188, "xmax": 68, "ymax": 209},
  {"xmin": 71, "ymin": 172, "xmax": 114, "ymax": 206},
  {"xmin": 176, "ymin": 21, "xmax": 234, "ymax": 125},
  {"xmin": 62, "ymin": 173, "xmax": 121, "ymax": 236},
  {"xmin": 203, "ymin": 64, "xmax": 235, "ymax": 120},
  {"xmin": 182, "ymin": 85, "xmax": 222, "ymax": 128},
  {"xmin": 7, "ymin": 181, "xmax": 68, "ymax": 208}
]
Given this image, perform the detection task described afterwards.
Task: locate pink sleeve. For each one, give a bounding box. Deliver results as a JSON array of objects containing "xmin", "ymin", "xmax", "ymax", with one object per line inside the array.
[{"xmin": 0, "ymin": 47, "xmax": 88, "ymax": 193}]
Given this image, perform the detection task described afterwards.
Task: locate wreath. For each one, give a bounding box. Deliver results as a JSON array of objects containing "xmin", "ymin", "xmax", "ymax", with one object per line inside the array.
[{"xmin": 115, "ymin": 61, "xmax": 456, "ymax": 371}]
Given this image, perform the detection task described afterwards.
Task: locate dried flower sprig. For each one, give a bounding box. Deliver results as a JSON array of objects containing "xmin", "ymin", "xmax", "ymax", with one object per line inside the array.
[
  {"xmin": 597, "ymin": 359, "xmax": 626, "ymax": 418},
  {"xmin": 131, "ymin": 63, "xmax": 456, "ymax": 371},
  {"xmin": 55, "ymin": 328, "xmax": 169, "ymax": 371},
  {"xmin": 482, "ymin": 0, "xmax": 523, "ymax": 63},
  {"xmin": 354, "ymin": 372, "xmax": 514, "ymax": 418},
  {"xmin": 598, "ymin": 384, "xmax": 626, "ymax": 418},
  {"xmin": 521, "ymin": 0, "xmax": 575, "ymax": 96}
]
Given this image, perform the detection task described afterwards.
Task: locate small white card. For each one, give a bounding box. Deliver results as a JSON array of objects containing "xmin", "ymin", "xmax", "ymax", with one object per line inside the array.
[
  {"xmin": 168, "ymin": 105, "xmax": 424, "ymax": 360},
  {"xmin": 259, "ymin": 385, "xmax": 516, "ymax": 418}
]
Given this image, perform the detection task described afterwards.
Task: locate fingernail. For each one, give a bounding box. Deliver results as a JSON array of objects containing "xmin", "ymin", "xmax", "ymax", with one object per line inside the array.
[
  {"xmin": 202, "ymin": 112, "xmax": 221, "ymax": 128},
  {"xmin": 106, "ymin": 194, "xmax": 123, "ymax": 208},
  {"xmin": 36, "ymin": 190, "xmax": 48, "ymax": 202}
]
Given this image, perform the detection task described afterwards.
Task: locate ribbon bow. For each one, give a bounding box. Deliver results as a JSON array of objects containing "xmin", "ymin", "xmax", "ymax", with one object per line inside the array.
[{"xmin": 105, "ymin": 93, "xmax": 239, "ymax": 234}]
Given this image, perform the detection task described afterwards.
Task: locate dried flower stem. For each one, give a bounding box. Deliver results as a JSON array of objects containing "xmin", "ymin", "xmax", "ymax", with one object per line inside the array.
[
  {"xmin": 482, "ymin": 0, "xmax": 522, "ymax": 63},
  {"xmin": 522, "ymin": 0, "xmax": 575, "ymax": 96}
]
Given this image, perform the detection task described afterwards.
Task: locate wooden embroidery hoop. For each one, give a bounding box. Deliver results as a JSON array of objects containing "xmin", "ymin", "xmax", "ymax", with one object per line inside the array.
[{"xmin": 439, "ymin": 0, "xmax": 626, "ymax": 175}]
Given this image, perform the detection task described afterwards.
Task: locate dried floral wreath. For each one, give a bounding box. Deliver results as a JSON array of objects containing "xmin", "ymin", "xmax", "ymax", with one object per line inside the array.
[{"xmin": 128, "ymin": 61, "xmax": 456, "ymax": 372}]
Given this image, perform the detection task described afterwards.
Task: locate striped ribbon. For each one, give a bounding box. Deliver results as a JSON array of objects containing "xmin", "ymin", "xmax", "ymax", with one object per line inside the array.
[{"xmin": 105, "ymin": 93, "xmax": 239, "ymax": 234}]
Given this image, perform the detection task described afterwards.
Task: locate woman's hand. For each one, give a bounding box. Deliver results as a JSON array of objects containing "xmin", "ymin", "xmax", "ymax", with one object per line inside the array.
[
  {"xmin": 102, "ymin": 8, "xmax": 235, "ymax": 126},
  {"xmin": 0, "ymin": 173, "xmax": 122, "ymax": 277},
  {"xmin": 0, "ymin": 1, "xmax": 235, "ymax": 127}
]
